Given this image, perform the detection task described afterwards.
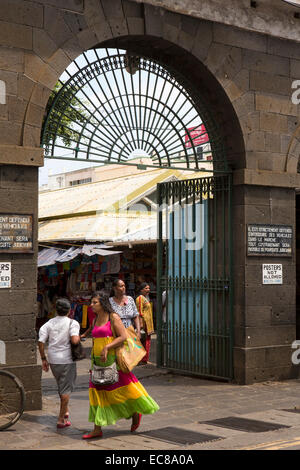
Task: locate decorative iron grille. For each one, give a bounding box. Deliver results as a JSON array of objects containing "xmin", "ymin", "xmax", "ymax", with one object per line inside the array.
[{"xmin": 41, "ymin": 48, "xmax": 227, "ymax": 172}]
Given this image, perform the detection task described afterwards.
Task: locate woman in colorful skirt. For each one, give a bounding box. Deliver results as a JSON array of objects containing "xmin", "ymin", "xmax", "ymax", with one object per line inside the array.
[{"xmin": 83, "ymin": 292, "xmax": 159, "ymax": 439}]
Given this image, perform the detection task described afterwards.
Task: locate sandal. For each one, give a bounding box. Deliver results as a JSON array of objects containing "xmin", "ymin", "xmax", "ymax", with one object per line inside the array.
[
  {"xmin": 57, "ymin": 421, "xmax": 71, "ymax": 429},
  {"xmin": 82, "ymin": 431, "xmax": 103, "ymax": 440}
]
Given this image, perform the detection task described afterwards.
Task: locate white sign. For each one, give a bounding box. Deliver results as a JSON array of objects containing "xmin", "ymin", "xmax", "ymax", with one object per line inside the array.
[
  {"xmin": 0, "ymin": 262, "xmax": 11, "ymax": 288},
  {"xmin": 262, "ymin": 264, "xmax": 282, "ymax": 285}
]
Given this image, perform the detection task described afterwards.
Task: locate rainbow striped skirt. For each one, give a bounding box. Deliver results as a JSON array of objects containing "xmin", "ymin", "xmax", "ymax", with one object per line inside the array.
[{"xmin": 89, "ymin": 322, "xmax": 159, "ymax": 427}]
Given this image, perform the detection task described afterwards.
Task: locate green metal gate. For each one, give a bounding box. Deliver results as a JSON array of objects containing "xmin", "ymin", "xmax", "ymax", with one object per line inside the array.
[{"xmin": 156, "ymin": 173, "xmax": 233, "ymax": 380}]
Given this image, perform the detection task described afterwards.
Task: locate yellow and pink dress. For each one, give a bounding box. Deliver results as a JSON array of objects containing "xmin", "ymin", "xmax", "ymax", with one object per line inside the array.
[{"xmin": 89, "ymin": 321, "xmax": 159, "ymax": 427}]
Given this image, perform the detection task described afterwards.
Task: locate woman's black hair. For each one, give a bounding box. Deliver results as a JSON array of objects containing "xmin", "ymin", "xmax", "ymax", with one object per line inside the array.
[
  {"xmin": 109, "ymin": 278, "xmax": 125, "ymax": 297},
  {"xmin": 91, "ymin": 291, "xmax": 114, "ymax": 314},
  {"xmin": 138, "ymin": 282, "xmax": 150, "ymax": 293}
]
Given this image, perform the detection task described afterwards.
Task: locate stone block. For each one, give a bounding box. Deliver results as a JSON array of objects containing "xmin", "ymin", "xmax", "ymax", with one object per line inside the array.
[
  {"xmin": 7, "ymin": 96, "xmax": 27, "ymax": 124},
  {"xmin": 108, "ymin": 18, "xmax": 129, "ymax": 37},
  {"xmin": 224, "ymin": 69, "xmax": 249, "ymax": 102},
  {"xmin": 239, "ymin": 111, "xmax": 260, "ymax": 134},
  {"xmin": 181, "ymin": 15, "xmax": 199, "ymax": 37},
  {"xmin": 205, "ymin": 42, "xmax": 231, "ymax": 75},
  {"xmin": 178, "ymin": 30, "xmax": 196, "ymax": 52},
  {"xmin": 4, "ymin": 340, "xmax": 37, "ymax": 366},
  {"xmin": 213, "ymin": 23, "xmax": 267, "ymax": 53},
  {"xmin": 144, "ymin": 4, "xmax": 164, "ymax": 37},
  {"xmin": 47, "ymin": 49, "xmax": 71, "ymax": 76},
  {"xmin": 268, "ymin": 36, "xmax": 300, "ymax": 60},
  {"xmin": 164, "ymin": 10, "xmax": 181, "ymax": 28},
  {"xmin": 44, "ymin": 5, "xmax": 74, "ymax": 48},
  {"xmin": 24, "ymin": 390, "xmax": 42, "ymax": 411},
  {"xmin": 260, "ymin": 112, "xmax": 288, "ymax": 133},
  {"xmin": 0, "ymin": 0, "xmax": 43, "ymax": 28},
  {"xmin": 215, "ymin": 47, "xmax": 242, "ymax": 88},
  {"xmin": 24, "ymin": 53, "xmax": 46, "ymax": 83},
  {"xmin": 255, "ymin": 92, "xmax": 298, "ymax": 117},
  {"xmin": 232, "ymin": 92, "xmax": 255, "ymax": 118},
  {"xmin": 35, "ymin": 64, "xmax": 58, "ymax": 90},
  {"xmin": 290, "ymin": 59, "xmax": 300, "ymax": 79},
  {"xmin": 122, "ymin": 0, "xmax": 143, "ymax": 17},
  {"xmin": 163, "ymin": 23, "xmax": 180, "ymax": 44},
  {"xmin": 101, "ymin": 0, "xmax": 123, "ymax": 18},
  {"xmin": 250, "ymin": 70, "xmax": 292, "ymax": 96},
  {"xmin": 33, "ymin": 29, "xmax": 58, "ymax": 63},
  {"xmin": 30, "ymin": 83, "xmax": 52, "ymax": 109},
  {"xmin": 0, "ymin": 20, "xmax": 32, "ymax": 50},
  {"xmin": 242, "ymin": 49, "xmax": 289, "ymax": 76},
  {"xmin": 0, "ymin": 187, "xmax": 37, "ymax": 214},
  {"xmin": 0, "ymin": 121, "xmax": 22, "ymax": 145},
  {"xmin": 191, "ymin": 20, "xmax": 213, "ymax": 62},
  {"xmin": 24, "ymin": 103, "xmax": 45, "ymax": 129},
  {"xmin": 287, "ymin": 115, "xmax": 299, "ymax": 134},
  {"xmin": 10, "ymin": 263, "xmax": 38, "ymax": 290},
  {"xmin": 0, "ymin": 314, "xmax": 36, "ymax": 341},
  {"xmin": 23, "ymin": 123, "xmax": 43, "ymax": 148},
  {"xmin": 0, "ymin": 47, "xmax": 24, "ymax": 73},
  {"xmin": 63, "ymin": 10, "xmax": 88, "ymax": 36},
  {"xmin": 234, "ymin": 347, "xmax": 297, "ymax": 384},
  {"xmin": 17, "ymin": 75, "xmax": 35, "ymax": 102},
  {"xmin": 62, "ymin": 36, "xmax": 83, "ymax": 62},
  {"xmin": 76, "ymin": 28, "xmax": 99, "ymax": 51},
  {"xmin": 245, "ymin": 131, "xmax": 265, "ymax": 152},
  {"xmin": 127, "ymin": 17, "xmax": 145, "ymax": 36},
  {"xmin": 0, "ymin": 165, "xmax": 38, "ymax": 191},
  {"xmin": 34, "ymin": 0, "xmax": 83, "ymax": 12},
  {"xmin": 1, "ymin": 364, "xmax": 42, "ymax": 410},
  {"xmin": 0, "ymin": 290, "xmax": 37, "ymax": 316}
]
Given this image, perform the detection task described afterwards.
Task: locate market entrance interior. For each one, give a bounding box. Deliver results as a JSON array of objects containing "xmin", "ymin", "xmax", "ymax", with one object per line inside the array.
[{"xmin": 39, "ymin": 41, "xmax": 235, "ymax": 380}]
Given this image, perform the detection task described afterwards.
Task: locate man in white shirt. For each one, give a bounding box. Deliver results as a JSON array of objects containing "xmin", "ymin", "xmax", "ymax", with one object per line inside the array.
[{"xmin": 38, "ymin": 298, "xmax": 80, "ymax": 428}]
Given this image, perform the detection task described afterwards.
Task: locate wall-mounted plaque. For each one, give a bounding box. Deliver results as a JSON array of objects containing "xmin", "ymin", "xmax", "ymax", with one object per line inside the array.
[
  {"xmin": 247, "ymin": 224, "xmax": 293, "ymax": 256},
  {"xmin": 0, "ymin": 214, "xmax": 33, "ymax": 253}
]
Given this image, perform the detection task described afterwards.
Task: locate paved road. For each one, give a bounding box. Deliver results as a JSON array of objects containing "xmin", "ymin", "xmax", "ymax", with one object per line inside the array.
[{"xmin": 2, "ymin": 338, "xmax": 300, "ymax": 451}]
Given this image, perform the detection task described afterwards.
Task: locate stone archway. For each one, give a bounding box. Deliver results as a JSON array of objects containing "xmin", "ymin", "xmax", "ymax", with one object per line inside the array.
[{"xmin": 2, "ymin": 1, "xmax": 300, "ymax": 411}]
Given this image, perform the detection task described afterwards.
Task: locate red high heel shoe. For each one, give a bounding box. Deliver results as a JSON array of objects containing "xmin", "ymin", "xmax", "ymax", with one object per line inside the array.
[{"xmin": 131, "ymin": 413, "xmax": 142, "ymax": 432}]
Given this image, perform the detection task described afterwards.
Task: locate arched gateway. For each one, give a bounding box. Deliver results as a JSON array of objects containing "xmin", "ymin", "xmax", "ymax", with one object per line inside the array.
[
  {"xmin": 2, "ymin": 2, "xmax": 299, "ymax": 410},
  {"xmin": 41, "ymin": 43, "xmax": 238, "ymax": 380}
]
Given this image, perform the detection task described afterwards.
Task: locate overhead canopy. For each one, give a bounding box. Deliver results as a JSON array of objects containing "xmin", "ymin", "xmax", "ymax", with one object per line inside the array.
[{"xmin": 38, "ymin": 244, "xmax": 122, "ymax": 267}]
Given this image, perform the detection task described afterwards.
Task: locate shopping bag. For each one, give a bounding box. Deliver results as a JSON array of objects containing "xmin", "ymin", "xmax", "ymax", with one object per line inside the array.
[
  {"xmin": 116, "ymin": 326, "xmax": 146, "ymax": 373},
  {"xmin": 110, "ymin": 314, "xmax": 146, "ymax": 373}
]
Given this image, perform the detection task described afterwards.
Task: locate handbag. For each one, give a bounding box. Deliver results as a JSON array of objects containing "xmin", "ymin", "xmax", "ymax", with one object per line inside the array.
[
  {"xmin": 69, "ymin": 320, "xmax": 86, "ymax": 361},
  {"xmin": 90, "ymin": 361, "xmax": 119, "ymax": 386},
  {"xmin": 110, "ymin": 314, "xmax": 146, "ymax": 373}
]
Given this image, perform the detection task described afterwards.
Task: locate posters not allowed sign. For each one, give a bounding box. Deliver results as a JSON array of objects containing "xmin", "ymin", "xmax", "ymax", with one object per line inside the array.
[
  {"xmin": 0, "ymin": 262, "xmax": 11, "ymax": 288},
  {"xmin": 262, "ymin": 264, "xmax": 282, "ymax": 285}
]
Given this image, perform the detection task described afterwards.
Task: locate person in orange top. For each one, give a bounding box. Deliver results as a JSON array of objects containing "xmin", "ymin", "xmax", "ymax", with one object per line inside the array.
[{"xmin": 136, "ymin": 283, "xmax": 154, "ymax": 364}]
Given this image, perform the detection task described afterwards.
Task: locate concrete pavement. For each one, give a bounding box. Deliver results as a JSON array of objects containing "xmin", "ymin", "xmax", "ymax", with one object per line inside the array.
[{"xmin": 2, "ymin": 338, "xmax": 300, "ymax": 451}]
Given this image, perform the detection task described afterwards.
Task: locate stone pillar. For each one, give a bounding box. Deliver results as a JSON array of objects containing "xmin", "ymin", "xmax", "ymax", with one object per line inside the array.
[
  {"xmin": 0, "ymin": 148, "xmax": 43, "ymax": 410},
  {"xmin": 233, "ymin": 170, "xmax": 298, "ymax": 384}
]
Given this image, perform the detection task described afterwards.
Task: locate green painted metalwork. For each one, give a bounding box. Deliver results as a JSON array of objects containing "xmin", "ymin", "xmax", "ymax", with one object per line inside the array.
[
  {"xmin": 156, "ymin": 175, "xmax": 233, "ymax": 380},
  {"xmin": 41, "ymin": 48, "xmax": 228, "ymax": 173}
]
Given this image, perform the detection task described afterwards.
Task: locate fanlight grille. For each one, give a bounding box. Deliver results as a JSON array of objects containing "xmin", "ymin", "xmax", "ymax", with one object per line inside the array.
[{"xmin": 42, "ymin": 48, "xmax": 226, "ymax": 172}]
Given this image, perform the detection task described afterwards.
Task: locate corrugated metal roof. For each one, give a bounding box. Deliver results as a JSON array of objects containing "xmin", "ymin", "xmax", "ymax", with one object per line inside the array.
[
  {"xmin": 38, "ymin": 213, "xmax": 157, "ymax": 242},
  {"xmin": 39, "ymin": 168, "xmax": 177, "ymax": 219}
]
